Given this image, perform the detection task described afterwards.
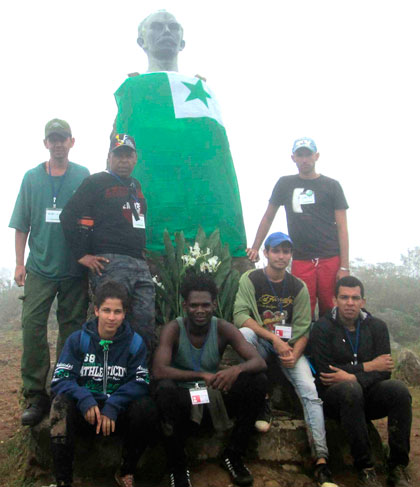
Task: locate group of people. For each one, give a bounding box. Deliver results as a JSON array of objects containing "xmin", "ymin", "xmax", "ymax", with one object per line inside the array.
[{"xmin": 8, "ymin": 8, "xmax": 412, "ymax": 487}]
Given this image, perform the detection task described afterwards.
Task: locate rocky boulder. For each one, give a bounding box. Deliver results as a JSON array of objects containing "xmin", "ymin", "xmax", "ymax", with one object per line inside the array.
[{"xmin": 394, "ymin": 349, "xmax": 420, "ymax": 385}]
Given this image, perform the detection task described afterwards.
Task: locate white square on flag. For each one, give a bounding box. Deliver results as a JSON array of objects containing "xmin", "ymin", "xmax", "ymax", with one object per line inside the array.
[{"xmin": 167, "ymin": 73, "xmax": 224, "ymax": 127}]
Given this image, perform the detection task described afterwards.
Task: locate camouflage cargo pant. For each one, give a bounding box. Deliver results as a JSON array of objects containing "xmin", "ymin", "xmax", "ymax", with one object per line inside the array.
[
  {"xmin": 21, "ymin": 272, "xmax": 88, "ymax": 404},
  {"xmin": 89, "ymin": 253, "xmax": 156, "ymax": 349}
]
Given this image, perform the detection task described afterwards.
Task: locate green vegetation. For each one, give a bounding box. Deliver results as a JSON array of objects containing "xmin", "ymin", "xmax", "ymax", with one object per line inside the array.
[
  {"xmin": 148, "ymin": 227, "xmax": 240, "ymax": 324},
  {"xmin": 0, "ymin": 429, "xmax": 34, "ymax": 487},
  {"xmin": 352, "ymin": 246, "xmax": 420, "ymax": 347}
]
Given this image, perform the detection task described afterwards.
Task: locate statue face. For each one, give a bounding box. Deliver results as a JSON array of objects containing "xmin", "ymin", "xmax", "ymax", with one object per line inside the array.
[{"xmin": 138, "ymin": 11, "xmax": 185, "ymax": 60}]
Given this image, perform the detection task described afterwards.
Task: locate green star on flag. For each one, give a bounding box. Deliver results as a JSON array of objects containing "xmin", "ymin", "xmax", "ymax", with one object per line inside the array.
[
  {"xmin": 182, "ymin": 79, "xmax": 212, "ymax": 107},
  {"xmin": 114, "ymin": 72, "xmax": 247, "ymax": 257}
]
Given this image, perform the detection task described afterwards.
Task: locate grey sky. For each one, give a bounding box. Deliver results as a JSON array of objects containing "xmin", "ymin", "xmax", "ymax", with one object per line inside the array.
[{"xmin": 2, "ymin": 0, "xmax": 419, "ymax": 273}]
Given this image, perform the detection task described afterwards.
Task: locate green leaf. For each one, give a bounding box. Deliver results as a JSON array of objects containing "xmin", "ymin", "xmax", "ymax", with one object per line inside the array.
[
  {"xmin": 206, "ymin": 229, "xmax": 221, "ymax": 254},
  {"xmin": 195, "ymin": 226, "xmax": 207, "ymax": 249},
  {"xmin": 175, "ymin": 231, "xmax": 186, "ymax": 267}
]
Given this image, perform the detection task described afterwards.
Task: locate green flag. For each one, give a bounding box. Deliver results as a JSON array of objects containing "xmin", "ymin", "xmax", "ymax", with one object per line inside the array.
[{"xmin": 114, "ymin": 72, "xmax": 247, "ymax": 257}]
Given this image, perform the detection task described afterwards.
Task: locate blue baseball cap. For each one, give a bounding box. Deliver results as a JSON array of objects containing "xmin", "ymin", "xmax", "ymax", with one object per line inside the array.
[
  {"xmin": 292, "ymin": 137, "xmax": 317, "ymax": 154},
  {"xmin": 264, "ymin": 232, "xmax": 293, "ymax": 249}
]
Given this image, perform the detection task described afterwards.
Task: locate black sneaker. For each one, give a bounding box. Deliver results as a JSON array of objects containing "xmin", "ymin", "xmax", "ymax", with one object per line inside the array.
[
  {"xmin": 21, "ymin": 403, "xmax": 47, "ymax": 427},
  {"xmin": 169, "ymin": 469, "xmax": 192, "ymax": 487},
  {"xmin": 388, "ymin": 465, "xmax": 411, "ymax": 487},
  {"xmin": 314, "ymin": 463, "xmax": 339, "ymax": 487},
  {"xmin": 255, "ymin": 398, "xmax": 271, "ymax": 433},
  {"xmin": 357, "ymin": 467, "xmax": 382, "ymax": 487},
  {"xmin": 221, "ymin": 451, "xmax": 253, "ymax": 486}
]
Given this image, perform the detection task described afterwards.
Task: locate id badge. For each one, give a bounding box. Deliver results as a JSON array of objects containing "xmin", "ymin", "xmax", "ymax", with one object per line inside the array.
[
  {"xmin": 275, "ymin": 325, "xmax": 292, "ymax": 339},
  {"xmin": 189, "ymin": 384, "xmax": 210, "ymax": 405},
  {"xmin": 132, "ymin": 214, "xmax": 145, "ymax": 229},
  {"xmin": 298, "ymin": 190, "xmax": 315, "ymax": 205},
  {"xmin": 45, "ymin": 208, "xmax": 62, "ymax": 223}
]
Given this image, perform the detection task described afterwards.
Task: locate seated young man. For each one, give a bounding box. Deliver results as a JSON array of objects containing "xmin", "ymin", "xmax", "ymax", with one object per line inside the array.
[
  {"xmin": 152, "ymin": 273, "xmax": 267, "ymax": 487},
  {"xmin": 233, "ymin": 232, "xmax": 337, "ymax": 487},
  {"xmin": 50, "ymin": 281, "xmax": 157, "ymax": 487},
  {"xmin": 310, "ymin": 276, "xmax": 412, "ymax": 487}
]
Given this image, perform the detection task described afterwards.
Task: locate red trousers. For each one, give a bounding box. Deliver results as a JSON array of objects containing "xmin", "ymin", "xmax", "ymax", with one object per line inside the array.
[{"xmin": 292, "ymin": 256, "xmax": 340, "ymax": 318}]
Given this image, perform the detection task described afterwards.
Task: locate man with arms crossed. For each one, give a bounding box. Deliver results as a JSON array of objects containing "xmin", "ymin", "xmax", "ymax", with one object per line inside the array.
[
  {"xmin": 9, "ymin": 119, "xmax": 89, "ymax": 426},
  {"xmin": 310, "ymin": 276, "xmax": 412, "ymax": 487},
  {"xmin": 234, "ymin": 232, "xmax": 337, "ymax": 487},
  {"xmin": 153, "ymin": 273, "xmax": 267, "ymax": 487},
  {"xmin": 247, "ymin": 137, "xmax": 349, "ymax": 317}
]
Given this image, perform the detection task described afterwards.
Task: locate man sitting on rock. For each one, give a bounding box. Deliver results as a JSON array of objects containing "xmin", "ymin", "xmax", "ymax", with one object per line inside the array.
[
  {"xmin": 49, "ymin": 281, "xmax": 157, "ymax": 487},
  {"xmin": 152, "ymin": 273, "xmax": 267, "ymax": 487},
  {"xmin": 233, "ymin": 232, "xmax": 337, "ymax": 487},
  {"xmin": 310, "ymin": 276, "xmax": 412, "ymax": 487}
]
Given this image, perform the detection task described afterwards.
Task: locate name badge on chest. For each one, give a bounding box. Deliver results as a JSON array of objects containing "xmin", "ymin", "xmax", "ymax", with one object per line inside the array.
[
  {"xmin": 298, "ymin": 190, "xmax": 315, "ymax": 205},
  {"xmin": 45, "ymin": 208, "xmax": 62, "ymax": 223},
  {"xmin": 189, "ymin": 384, "xmax": 210, "ymax": 405},
  {"xmin": 132, "ymin": 214, "xmax": 145, "ymax": 229},
  {"xmin": 274, "ymin": 325, "xmax": 292, "ymax": 340}
]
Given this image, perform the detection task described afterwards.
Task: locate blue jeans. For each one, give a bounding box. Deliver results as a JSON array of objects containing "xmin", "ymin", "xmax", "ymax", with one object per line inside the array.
[
  {"xmin": 89, "ymin": 253, "xmax": 155, "ymax": 348},
  {"xmin": 240, "ymin": 327, "xmax": 329, "ymax": 460}
]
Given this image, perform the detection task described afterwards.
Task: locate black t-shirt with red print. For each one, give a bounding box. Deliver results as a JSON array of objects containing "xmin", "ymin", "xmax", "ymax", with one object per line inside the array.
[{"xmin": 60, "ymin": 171, "xmax": 147, "ymax": 260}]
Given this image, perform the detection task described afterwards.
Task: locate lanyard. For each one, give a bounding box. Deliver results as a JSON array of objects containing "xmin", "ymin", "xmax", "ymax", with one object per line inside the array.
[
  {"xmin": 344, "ymin": 319, "xmax": 361, "ymax": 365},
  {"xmin": 107, "ymin": 170, "xmax": 140, "ymax": 219},
  {"xmin": 263, "ymin": 268, "xmax": 287, "ymax": 314},
  {"xmin": 48, "ymin": 162, "xmax": 68, "ymax": 208}
]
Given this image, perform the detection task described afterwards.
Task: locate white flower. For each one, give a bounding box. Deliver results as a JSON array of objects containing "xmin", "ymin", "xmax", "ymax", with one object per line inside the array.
[
  {"xmin": 152, "ymin": 275, "xmax": 165, "ymax": 289},
  {"xmin": 189, "ymin": 242, "xmax": 201, "ymax": 258},
  {"xmin": 182, "ymin": 255, "xmax": 196, "ymax": 267}
]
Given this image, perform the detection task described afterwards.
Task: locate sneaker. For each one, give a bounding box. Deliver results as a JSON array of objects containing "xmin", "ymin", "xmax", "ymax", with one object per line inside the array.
[
  {"xmin": 21, "ymin": 403, "xmax": 47, "ymax": 427},
  {"xmin": 255, "ymin": 398, "xmax": 271, "ymax": 433},
  {"xmin": 115, "ymin": 472, "xmax": 135, "ymax": 487},
  {"xmin": 357, "ymin": 467, "xmax": 382, "ymax": 487},
  {"xmin": 314, "ymin": 463, "xmax": 339, "ymax": 487},
  {"xmin": 388, "ymin": 465, "xmax": 411, "ymax": 486},
  {"xmin": 169, "ymin": 469, "xmax": 192, "ymax": 487},
  {"xmin": 221, "ymin": 451, "xmax": 253, "ymax": 486}
]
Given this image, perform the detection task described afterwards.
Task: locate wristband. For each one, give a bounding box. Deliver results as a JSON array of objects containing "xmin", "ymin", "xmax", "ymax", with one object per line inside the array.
[{"xmin": 339, "ymin": 267, "xmax": 350, "ymax": 271}]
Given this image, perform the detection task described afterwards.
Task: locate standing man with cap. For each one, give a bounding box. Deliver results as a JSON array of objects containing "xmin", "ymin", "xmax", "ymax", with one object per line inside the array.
[
  {"xmin": 60, "ymin": 134, "xmax": 155, "ymax": 349},
  {"xmin": 247, "ymin": 138, "xmax": 350, "ymax": 318},
  {"xmin": 234, "ymin": 232, "xmax": 338, "ymax": 487},
  {"xmin": 9, "ymin": 119, "xmax": 90, "ymax": 426}
]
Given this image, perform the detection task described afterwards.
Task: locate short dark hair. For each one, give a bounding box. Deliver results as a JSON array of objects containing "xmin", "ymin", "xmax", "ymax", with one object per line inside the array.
[
  {"xmin": 180, "ymin": 272, "xmax": 218, "ymax": 301},
  {"xmin": 335, "ymin": 276, "xmax": 365, "ymax": 298},
  {"xmin": 94, "ymin": 281, "xmax": 130, "ymax": 310}
]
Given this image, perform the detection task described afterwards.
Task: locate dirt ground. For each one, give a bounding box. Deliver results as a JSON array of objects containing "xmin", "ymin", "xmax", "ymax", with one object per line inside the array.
[{"xmin": 0, "ymin": 324, "xmax": 419, "ymax": 487}]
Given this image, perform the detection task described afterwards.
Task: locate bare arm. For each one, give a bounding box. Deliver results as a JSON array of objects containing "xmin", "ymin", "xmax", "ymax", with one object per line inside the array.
[
  {"xmin": 247, "ymin": 203, "xmax": 279, "ymax": 262},
  {"xmin": 292, "ymin": 336, "xmax": 308, "ymax": 361},
  {"xmin": 14, "ymin": 230, "xmax": 28, "ymax": 286},
  {"xmin": 209, "ymin": 321, "xmax": 266, "ymax": 392},
  {"xmin": 335, "ymin": 209, "xmax": 350, "ymax": 281}
]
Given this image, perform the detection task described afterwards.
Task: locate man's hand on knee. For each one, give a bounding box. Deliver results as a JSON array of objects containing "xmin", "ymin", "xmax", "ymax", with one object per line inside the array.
[
  {"xmin": 320, "ymin": 365, "xmax": 356, "ymax": 385},
  {"xmin": 85, "ymin": 405, "xmax": 101, "ymax": 427},
  {"xmin": 100, "ymin": 415, "xmax": 115, "ymax": 436},
  {"xmin": 78, "ymin": 254, "xmax": 110, "ymax": 275}
]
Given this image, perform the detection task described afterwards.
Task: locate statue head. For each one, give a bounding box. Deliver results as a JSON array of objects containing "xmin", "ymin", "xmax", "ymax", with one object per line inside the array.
[{"xmin": 137, "ymin": 10, "xmax": 185, "ymax": 62}]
